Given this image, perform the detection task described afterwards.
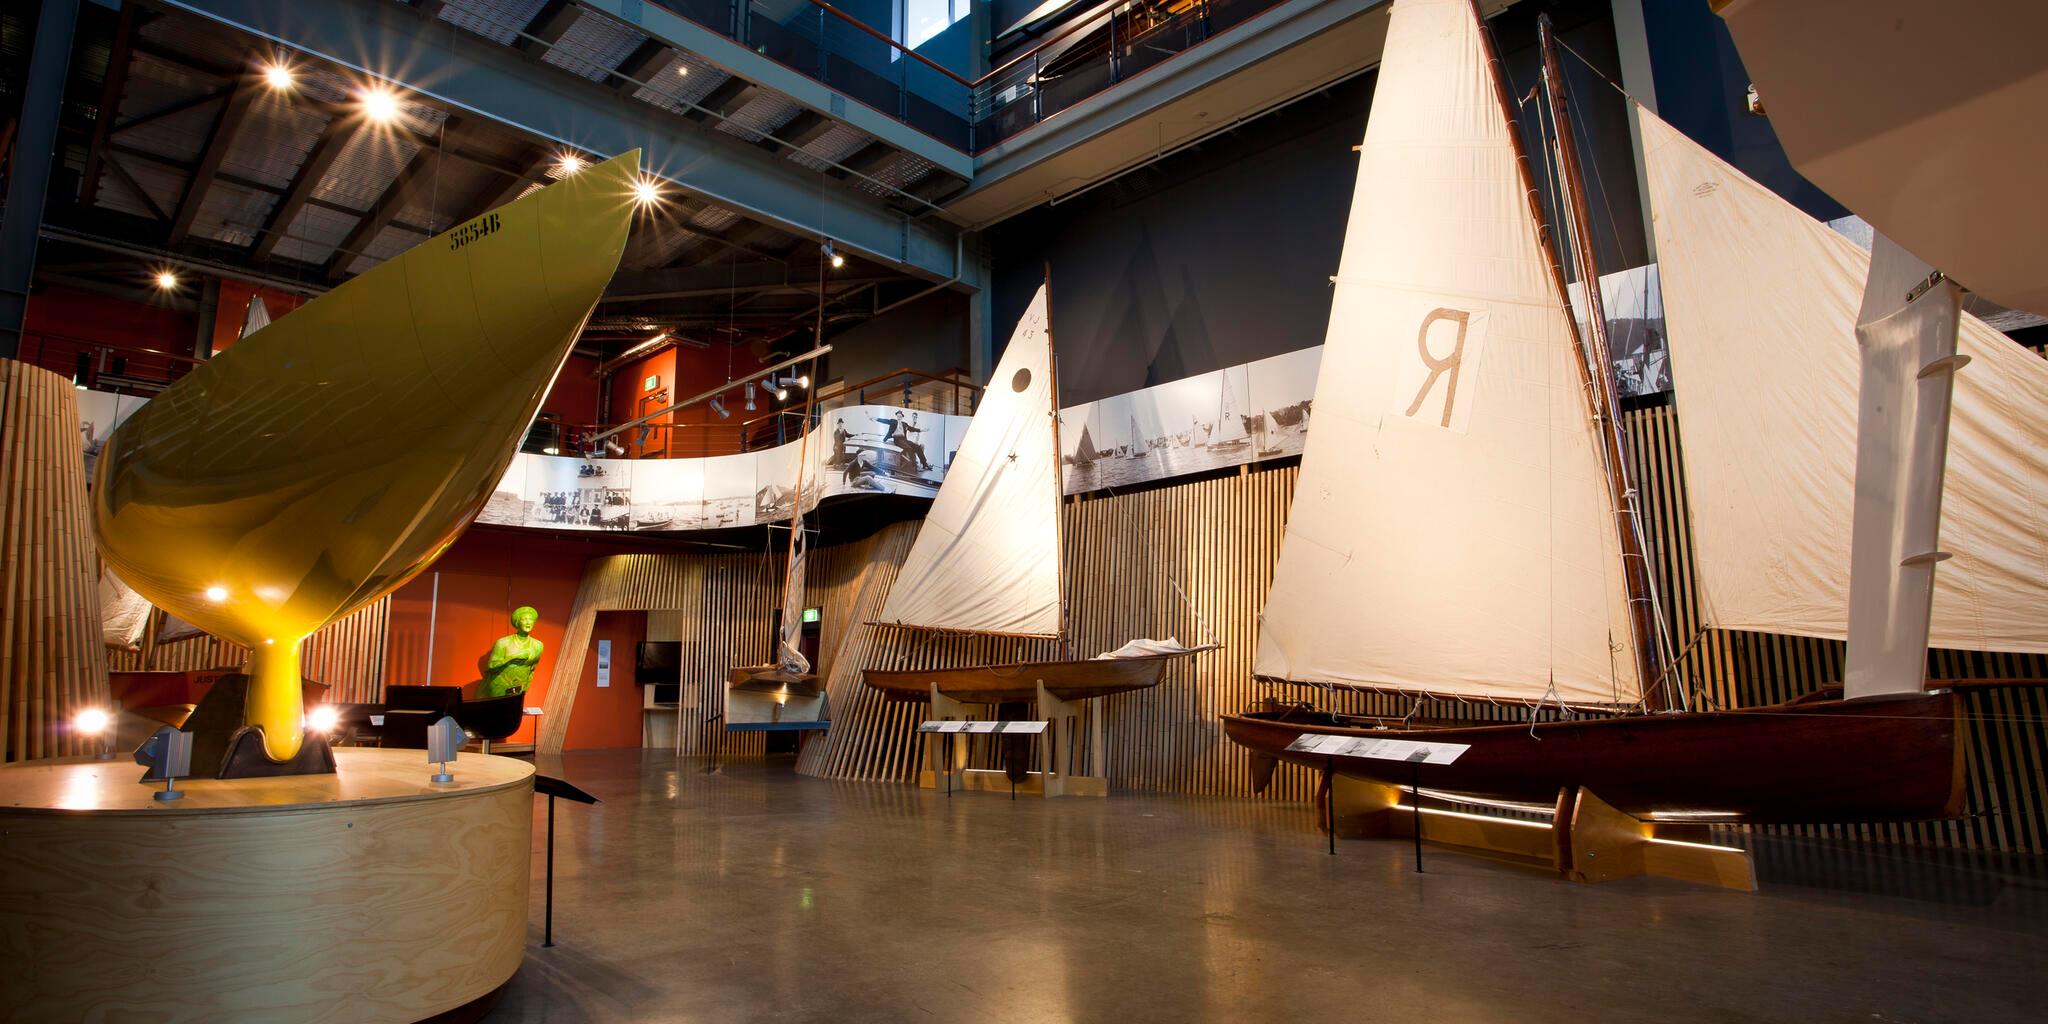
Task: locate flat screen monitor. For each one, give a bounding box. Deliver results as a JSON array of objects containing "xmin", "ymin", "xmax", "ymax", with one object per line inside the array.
[{"xmin": 636, "ymin": 641, "xmax": 681, "ymax": 684}]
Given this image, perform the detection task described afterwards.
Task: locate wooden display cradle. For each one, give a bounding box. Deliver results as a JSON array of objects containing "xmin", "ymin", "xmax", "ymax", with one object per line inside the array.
[
  {"xmin": 0, "ymin": 749, "xmax": 535, "ymax": 1023},
  {"xmin": 1327, "ymin": 774, "xmax": 1757, "ymax": 891},
  {"xmin": 918, "ymin": 681, "xmax": 1108, "ymax": 798}
]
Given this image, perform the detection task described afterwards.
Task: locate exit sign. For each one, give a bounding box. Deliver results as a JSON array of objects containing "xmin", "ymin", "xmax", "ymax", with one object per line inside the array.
[{"xmin": 643, "ymin": 374, "xmax": 660, "ymax": 391}]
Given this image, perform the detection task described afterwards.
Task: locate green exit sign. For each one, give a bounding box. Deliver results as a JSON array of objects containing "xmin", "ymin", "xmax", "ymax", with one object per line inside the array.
[{"xmin": 801, "ymin": 607, "xmax": 821, "ymax": 623}]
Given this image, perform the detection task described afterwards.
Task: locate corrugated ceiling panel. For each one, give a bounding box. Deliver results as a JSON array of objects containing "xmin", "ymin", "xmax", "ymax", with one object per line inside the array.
[
  {"xmin": 715, "ymin": 92, "xmax": 801, "ymax": 145},
  {"xmin": 786, "ymin": 123, "xmax": 871, "ymax": 173},
  {"xmin": 221, "ymin": 98, "xmax": 328, "ymax": 189},
  {"xmin": 282, "ymin": 204, "xmax": 360, "ymax": 261},
  {"xmin": 629, "ymin": 50, "xmax": 728, "ymax": 113},
  {"xmin": 688, "ymin": 205, "xmax": 741, "ymax": 233},
  {"xmin": 195, "ymin": 181, "xmax": 278, "ymax": 248},
  {"xmin": 437, "ymin": 0, "xmax": 551, "ymax": 46},
  {"xmin": 312, "ymin": 133, "xmax": 419, "ymax": 211},
  {"xmin": 541, "ymin": 10, "xmax": 644, "ymax": 82}
]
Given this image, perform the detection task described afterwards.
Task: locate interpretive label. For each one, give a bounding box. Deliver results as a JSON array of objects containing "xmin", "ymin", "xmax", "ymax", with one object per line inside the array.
[
  {"xmin": 1285, "ymin": 734, "xmax": 1469, "ymax": 764},
  {"xmin": 917, "ymin": 720, "xmax": 1050, "ymax": 734}
]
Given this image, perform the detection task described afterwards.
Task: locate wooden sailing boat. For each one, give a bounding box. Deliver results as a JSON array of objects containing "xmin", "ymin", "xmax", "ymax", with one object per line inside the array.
[
  {"xmin": 1221, "ymin": 0, "xmax": 1982, "ymax": 824},
  {"xmin": 1208, "ymin": 371, "xmax": 1249, "ymax": 451},
  {"xmin": 863, "ymin": 278, "xmax": 1215, "ymax": 704},
  {"xmin": 94, "ymin": 151, "xmax": 641, "ymax": 766}
]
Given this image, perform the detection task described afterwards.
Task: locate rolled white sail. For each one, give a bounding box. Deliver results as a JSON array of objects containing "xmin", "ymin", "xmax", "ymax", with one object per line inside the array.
[
  {"xmin": 1639, "ymin": 110, "xmax": 2048, "ymax": 653},
  {"xmin": 1253, "ymin": 0, "xmax": 1643, "ymax": 706},
  {"xmin": 1845, "ymin": 235, "xmax": 1963, "ymax": 698},
  {"xmin": 876, "ymin": 285, "xmax": 1063, "ymax": 637}
]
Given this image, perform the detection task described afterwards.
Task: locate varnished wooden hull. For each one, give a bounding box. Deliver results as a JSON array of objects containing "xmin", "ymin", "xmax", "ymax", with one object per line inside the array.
[
  {"xmin": 1222, "ymin": 691, "xmax": 1964, "ymax": 824},
  {"xmin": 729, "ymin": 665, "xmax": 821, "ymax": 699},
  {"xmin": 864, "ymin": 654, "xmax": 1184, "ymax": 704}
]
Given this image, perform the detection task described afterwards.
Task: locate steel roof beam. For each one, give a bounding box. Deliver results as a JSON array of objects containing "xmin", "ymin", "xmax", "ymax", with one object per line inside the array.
[
  {"xmin": 167, "ymin": 72, "xmax": 261, "ymax": 246},
  {"xmin": 158, "ymin": 0, "xmax": 973, "ymax": 287},
  {"xmin": 252, "ymin": 113, "xmax": 358, "ymax": 261}
]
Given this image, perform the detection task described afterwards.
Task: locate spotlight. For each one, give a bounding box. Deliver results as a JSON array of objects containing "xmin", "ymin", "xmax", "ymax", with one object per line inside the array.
[
  {"xmin": 306, "ymin": 704, "xmax": 341, "ymax": 735},
  {"xmin": 797, "ymin": 374, "xmax": 810, "ymax": 389},
  {"xmin": 831, "ymin": 253, "xmax": 845, "ymax": 269},
  {"xmin": 542, "ymin": 445, "xmax": 561, "ymax": 456},
  {"xmin": 153, "ymin": 270, "xmax": 180, "ymax": 291},
  {"xmin": 633, "ymin": 177, "xmax": 663, "ymax": 206},
  {"xmin": 204, "ymin": 585, "xmax": 229, "ymax": 602},
  {"xmin": 676, "ymin": 65, "xmax": 689, "ymax": 76},
  {"xmin": 75, "ymin": 707, "xmax": 115, "ymax": 760},
  {"xmin": 75, "ymin": 707, "xmax": 111, "ymax": 736},
  {"xmin": 821, "ymin": 239, "xmax": 844, "ymax": 269},
  {"xmin": 556, "ymin": 153, "xmax": 585, "ymax": 176},
  {"xmin": 709, "ymin": 397, "xmax": 730, "ymax": 420},
  {"xmin": 262, "ymin": 61, "xmax": 295, "ymax": 91},
  {"xmin": 744, "ymin": 382, "xmax": 757, "ymax": 412},
  {"xmin": 604, "ymin": 438, "xmax": 625, "ymax": 456},
  {"xmin": 774, "ymin": 387, "xmax": 789, "ymax": 401},
  {"xmin": 359, "ymin": 84, "xmax": 401, "ymax": 124}
]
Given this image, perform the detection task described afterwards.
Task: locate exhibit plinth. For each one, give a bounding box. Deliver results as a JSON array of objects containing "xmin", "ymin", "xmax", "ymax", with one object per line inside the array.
[{"xmin": 0, "ymin": 749, "xmax": 535, "ymax": 1023}]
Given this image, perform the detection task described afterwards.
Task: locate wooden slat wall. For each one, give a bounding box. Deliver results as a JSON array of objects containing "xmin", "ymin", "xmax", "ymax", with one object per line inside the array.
[
  {"xmin": 0, "ymin": 360, "xmax": 112, "ymax": 762},
  {"xmin": 531, "ymin": 402, "xmax": 2048, "ymax": 853},
  {"xmin": 104, "ymin": 598, "xmax": 393, "ymax": 704}
]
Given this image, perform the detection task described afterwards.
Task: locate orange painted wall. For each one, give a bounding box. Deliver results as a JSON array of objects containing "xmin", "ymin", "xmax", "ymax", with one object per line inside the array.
[
  {"xmin": 210, "ymin": 280, "xmax": 308, "ymax": 356},
  {"xmin": 605, "ymin": 342, "xmax": 776, "ymax": 456},
  {"xmin": 385, "ymin": 527, "xmax": 654, "ymax": 749}
]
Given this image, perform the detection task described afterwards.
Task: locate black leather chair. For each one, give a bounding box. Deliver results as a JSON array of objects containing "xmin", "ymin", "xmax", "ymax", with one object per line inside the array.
[{"xmin": 454, "ymin": 692, "xmax": 526, "ymax": 754}]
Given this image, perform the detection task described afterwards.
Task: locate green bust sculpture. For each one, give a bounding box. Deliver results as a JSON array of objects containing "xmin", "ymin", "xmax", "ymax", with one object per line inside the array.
[{"xmin": 482, "ymin": 606, "xmax": 543, "ymax": 698}]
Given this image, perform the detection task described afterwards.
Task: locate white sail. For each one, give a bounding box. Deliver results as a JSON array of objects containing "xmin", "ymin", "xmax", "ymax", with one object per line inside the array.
[
  {"xmin": 1639, "ymin": 110, "xmax": 2048, "ymax": 653},
  {"xmin": 778, "ymin": 504, "xmax": 811, "ymax": 674},
  {"xmin": 1845, "ymin": 235, "xmax": 1962, "ymax": 698},
  {"xmin": 1253, "ymin": 0, "xmax": 1643, "ymax": 706},
  {"xmin": 876, "ymin": 285, "xmax": 1063, "ymax": 637},
  {"xmin": 1211, "ymin": 372, "xmax": 1248, "ymax": 446}
]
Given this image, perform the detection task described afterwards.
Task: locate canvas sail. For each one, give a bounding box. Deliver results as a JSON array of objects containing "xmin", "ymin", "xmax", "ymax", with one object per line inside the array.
[
  {"xmin": 1252, "ymin": 0, "xmax": 1644, "ymax": 706},
  {"xmin": 1845, "ymin": 235, "xmax": 1962, "ymax": 697},
  {"xmin": 777, "ymin": 501, "xmax": 812, "ymax": 674},
  {"xmin": 876, "ymin": 285, "xmax": 1063, "ymax": 637},
  {"xmin": 1639, "ymin": 110, "xmax": 2048, "ymax": 653}
]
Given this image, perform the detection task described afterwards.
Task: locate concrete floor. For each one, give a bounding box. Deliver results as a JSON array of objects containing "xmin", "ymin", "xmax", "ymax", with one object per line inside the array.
[{"xmin": 497, "ymin": 751, "xmax": 2048, "ymax": 1023}]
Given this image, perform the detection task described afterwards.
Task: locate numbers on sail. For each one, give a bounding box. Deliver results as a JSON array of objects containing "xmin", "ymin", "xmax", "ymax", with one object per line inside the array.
[{"xmin": 448, "ymin": 212, "xmax": 502, "ymax": 251}]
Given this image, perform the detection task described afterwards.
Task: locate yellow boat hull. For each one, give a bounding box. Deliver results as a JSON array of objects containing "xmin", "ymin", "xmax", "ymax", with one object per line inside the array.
[{"xmin": 93, "ymin": 152, "xmax": 641, "ymax": 761}]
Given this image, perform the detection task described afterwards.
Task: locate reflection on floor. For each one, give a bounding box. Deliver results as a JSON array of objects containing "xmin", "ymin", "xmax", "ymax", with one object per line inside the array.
[{"xmin": 501, "ymin": 751, "xmax": 2048, "ymax": 1023}]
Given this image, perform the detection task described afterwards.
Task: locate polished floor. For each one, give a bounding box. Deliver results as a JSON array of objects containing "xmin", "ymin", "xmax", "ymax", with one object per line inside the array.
[{"xmin": 500, "ymin": 751, "xmax": 2048, "ymax": 1023}]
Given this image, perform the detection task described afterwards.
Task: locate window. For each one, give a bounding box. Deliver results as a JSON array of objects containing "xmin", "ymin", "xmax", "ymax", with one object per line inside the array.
[{"xmin": 895, "ymin": 0, "xmax": 969, "ymax": 57}]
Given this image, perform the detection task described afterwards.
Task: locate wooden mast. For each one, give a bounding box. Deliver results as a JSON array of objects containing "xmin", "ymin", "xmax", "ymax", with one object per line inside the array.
[
  {"xmin": 1042, "ymin": 262, "xmax": 1071, "ymax": 650},
  {"xmin": 1534, "ymin": 14, "xmax": 1669, "ymax": 710},
  {"xmin": 1464, "ymin": 0, "xmax": 1665, "ymax": 709}
]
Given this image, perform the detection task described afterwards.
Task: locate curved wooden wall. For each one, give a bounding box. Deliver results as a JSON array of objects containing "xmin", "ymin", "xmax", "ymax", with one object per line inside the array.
[
  {"xmin": 0, "ymin": 360, "xmax": 111, "ymax": 762},
  {"xmin": 534, "ymin": 403, "xmax": 2048, "ymax": 853},
  {"xmin": 105, "ymin": 598, "xmax": 393, "ymax": 705}
]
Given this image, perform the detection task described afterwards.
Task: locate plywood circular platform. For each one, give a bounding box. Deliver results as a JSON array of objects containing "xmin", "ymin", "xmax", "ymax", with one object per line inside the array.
[{"xmin": 0, "ymin": 749, "xmax": 534, "ymax": 1024}]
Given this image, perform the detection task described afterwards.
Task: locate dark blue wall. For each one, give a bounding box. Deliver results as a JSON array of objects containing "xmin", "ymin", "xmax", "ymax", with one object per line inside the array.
[{"xmin": 1639, "ymin": 0, "xmax": 1845, "ymax": 221}]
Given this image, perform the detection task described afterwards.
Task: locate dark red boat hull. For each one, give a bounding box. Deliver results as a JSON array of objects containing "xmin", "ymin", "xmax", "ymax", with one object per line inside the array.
[
  {"xmin": 1222, "ymin": 691, "xmax": 1964, "ymax": 824},
  {"xmin": 864, "ymin": 654, "xmax": 1182, "ymax": 704}
]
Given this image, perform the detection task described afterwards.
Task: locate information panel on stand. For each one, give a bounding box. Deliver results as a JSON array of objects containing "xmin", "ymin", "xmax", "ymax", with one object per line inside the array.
[{"xmin": 1284, "ymin": 735, "xmax": 1469, "ymax": 764}]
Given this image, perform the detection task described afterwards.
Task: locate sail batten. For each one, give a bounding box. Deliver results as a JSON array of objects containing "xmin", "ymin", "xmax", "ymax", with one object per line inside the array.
[
  {"xmin": 876, "ymin": 285, "xmax": 1063, "ymax": 637},
  {"xmin": 1640, "ymin": 109, "xmax": 2048, "ymax": 654},
  {"xmin": 1251, "ymin": 0, "xmax": 1642, "ymax": 706}
]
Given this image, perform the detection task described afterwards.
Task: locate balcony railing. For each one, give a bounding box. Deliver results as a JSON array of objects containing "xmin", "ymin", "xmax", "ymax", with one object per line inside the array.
[
  {"xmin": 525, "ymin": 367, "xmax": 979, "ymax": 460},
  {"xmin": 645, "ymin": 0, "xmax": 1298, "ymax": 154}
]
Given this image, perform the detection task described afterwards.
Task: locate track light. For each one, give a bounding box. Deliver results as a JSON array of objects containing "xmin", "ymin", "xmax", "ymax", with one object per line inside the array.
[
  {"xmin": 710, "ymin": 397, "xmax": 729, "ymax": 419},
  {"xmin": 359, "ymin": 84, "xmax": 401, "ymax": 124},
  {"xmin": 604, "ymin": 439, "xmax": 625, "ymax": 456},
  {"xmin": 744, "ymin": 382, "xmax": 757, "ymax": 412},
  {"xmin": 821, "ymin": 239, "xmax": 844, "ymax": 269},
  {"xmin": 542, "ymin": 445, "xmax": 561, "ymax": 455}
]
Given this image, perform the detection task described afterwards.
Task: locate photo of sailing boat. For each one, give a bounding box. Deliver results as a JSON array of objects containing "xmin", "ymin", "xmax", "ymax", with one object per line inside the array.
[{"xmin": 1061, "ymin": 351, "xmax": 1318, "ymax": 492}]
